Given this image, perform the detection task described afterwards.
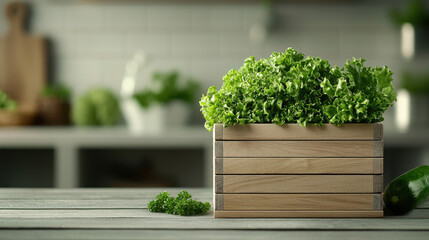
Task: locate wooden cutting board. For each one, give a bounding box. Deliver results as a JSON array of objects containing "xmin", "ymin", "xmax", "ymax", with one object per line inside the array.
[{"xmin": 0, "ymin": 2, "xmax": 46, "ymax": 112}]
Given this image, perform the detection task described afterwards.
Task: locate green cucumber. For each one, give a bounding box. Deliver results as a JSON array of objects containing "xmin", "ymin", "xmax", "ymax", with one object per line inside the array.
[{"xmin": 384, "ymin": 165, "xmax": 429, "ymax": 215}]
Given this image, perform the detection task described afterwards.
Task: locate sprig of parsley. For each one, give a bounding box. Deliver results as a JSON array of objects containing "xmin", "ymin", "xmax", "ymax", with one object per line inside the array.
[
  {"xmin": 148, "ymin": 191, "xmax": 211, "ymax": 216},
  {"xmin": 200, "ymin": 48, "xmax": 397, "ymax": 131}
]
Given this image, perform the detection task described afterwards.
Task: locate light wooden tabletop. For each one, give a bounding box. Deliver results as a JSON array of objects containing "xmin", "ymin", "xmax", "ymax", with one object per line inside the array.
[{"xmin": 0, "ymin": 188, "xmax": 428, "ymax": 240}]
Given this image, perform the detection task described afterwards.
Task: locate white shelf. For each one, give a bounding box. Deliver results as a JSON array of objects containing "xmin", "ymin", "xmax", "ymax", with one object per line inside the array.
[
  {"xmin": 0, "ymin": 127, "xmax": 213, "ymax": 188},
  {"xmin": 0, "ymin": 127, "xmax": 211, "ymax": 146}
]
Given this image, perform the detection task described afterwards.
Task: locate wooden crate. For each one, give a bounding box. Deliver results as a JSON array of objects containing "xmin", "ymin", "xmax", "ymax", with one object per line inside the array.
[{"xmin": 213, "ymin": 123, "xmax": 384, "ymax": 218}]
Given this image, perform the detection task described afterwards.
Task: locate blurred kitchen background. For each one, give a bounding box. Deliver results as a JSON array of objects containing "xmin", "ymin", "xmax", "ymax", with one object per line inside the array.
[{"xmin": 0, "ymin": 0, "xmax": 428, "ymax": 188}]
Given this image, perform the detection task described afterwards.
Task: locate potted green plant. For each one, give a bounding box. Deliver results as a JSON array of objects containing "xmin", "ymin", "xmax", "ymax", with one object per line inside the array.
[
  {"xmin": 39, "ymin": 84, "xmax": 71, "ymax": 125},
  {"xmin": 200, "ymin": 48, "xmax": 397, "ymax": 218},
  {"xmin": 129, "ymin": 71, "xmax": 199, "ymax": 132}
]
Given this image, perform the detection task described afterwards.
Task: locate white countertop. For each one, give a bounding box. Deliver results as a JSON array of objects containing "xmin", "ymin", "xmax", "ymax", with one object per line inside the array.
[
  {"xmin": 0, "ymin": 126, "xmax": 212, "ymax": 147},
  {"xmin": 0, "ymin": 125, "xmax": 427, "ymax": 148}
]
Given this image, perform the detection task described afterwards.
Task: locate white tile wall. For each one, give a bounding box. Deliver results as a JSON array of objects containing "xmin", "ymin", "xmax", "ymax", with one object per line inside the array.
[
  {"xmin": 65, "ymin": 4, "xmax": 104, "ymax": 31},
  {"xmin": 103, "ymin": 4, "xmax": 148, "ymax": 31},
  {"xmin": 190, "ymin": 5, "xmax": 213, "ymax": 31},
  {"xmin": 171, "ymin": 32, "xmax": 221, "ymax": 58},
  {"xmin": 0, "ymin": 0, "xmax": 425, "ymax": 103},
  {"xmin": 76, "ymin": 33, "xmax": 125, "ymax": 58}
]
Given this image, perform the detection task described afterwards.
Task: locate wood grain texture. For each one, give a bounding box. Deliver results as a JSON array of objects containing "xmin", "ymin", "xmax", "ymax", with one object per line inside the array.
[
  {"xmin": 215, "ymin": 175, "xmax": 383, "ymax": 193},
  {"xmin": 0, "ymin": 199, "xmax": 149, "ymax": 209},
  {"xmin": 373, "ymin": 141, "xmax": 384, "ymax": 157},
  {"xmin": 7, "ymin": 215, "xmax": 429, "ymax": 230},
  {"xmin": 215, "ymin": 175, "xmax": 224, "ymax": 194},
  {"xmin": 373, "ymin": 175, "xmax": 383, "ymax": 193},
  {"xmin": 215, "ymin": 194, "xmax": 224, "ymax": 211},
  {"xmin": 214, "ymin": 210, "xmax": 384, "ymax": 218},
  {"xmin": 216, "ymin": 141, "xmax": 383, "ymax": 158},
  {"xmin": 5, "ymin": 212, "xmax": 429, "ymax": 229},
  {"xmin": 212, "ymin": 132, "xmax": 216, "ymax": 218},
  {"xmin": 374, "ymin": 124, "xmax": 383, "ymax": 140},
  {"xmin": 5, "ymin": 188, "xmax": 429, "ymax": 237},
  {"xmin": 0, "ymin": 2, "xmax": 45, "ymax": 111},
  {"xmin": 1, "ymin": 230, "xmax": 427, "ymax": 240},
  {"xmin": 215, "ymin": 141, "xmax": 223, "ymax": 158},
  {"xmin": 214, "ymin": 123, "xmax": 383, "ymax": 140},
  {"xmin": 215, "ymin": 158, "xmax": 383, "ymax": 174},
  {"xmin": 374, "ymin": 195, "xmax": 382, "ymax": 211},
  {"xmin": 215, "ymin": 194, "xmax": 382, "ymax": 211},
  {"xmin": 2, "ymin": 189, "xmax": 429, "ymax": 233}
]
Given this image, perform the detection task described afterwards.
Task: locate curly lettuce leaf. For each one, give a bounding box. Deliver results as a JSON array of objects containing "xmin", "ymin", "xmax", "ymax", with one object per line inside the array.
[{"xmin": 200, "ymin": 48, "xmax": 397, "ymax": 131}]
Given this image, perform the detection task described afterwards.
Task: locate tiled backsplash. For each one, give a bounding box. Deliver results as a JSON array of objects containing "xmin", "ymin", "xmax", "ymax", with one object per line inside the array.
[{"xmin": 0, "ymin": 0, "xmax": 426, "ymax": 102}]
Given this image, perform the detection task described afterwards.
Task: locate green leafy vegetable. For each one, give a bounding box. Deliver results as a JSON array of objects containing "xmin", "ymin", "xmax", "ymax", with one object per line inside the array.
[
  {"xmin": 133, "ymin": 71, "xmax": 199, "ymax": 109},
  {"xmin": 0, "ymin": 89, "xmax": 17, "ymax": 111},
  {"xmin": 148, "ymin": 190, "xmax": 211, "ymax": 216},
  {"xmin": 41, "ymin": 84, "xmax": 71, "ymax": 102},
  {"xmin": 200, "ymin": 48, "xmax": 397, "ymax": 131},
  {"xmin": 71, "ymin": 88, "xmax": 120, "ymax": 126}
]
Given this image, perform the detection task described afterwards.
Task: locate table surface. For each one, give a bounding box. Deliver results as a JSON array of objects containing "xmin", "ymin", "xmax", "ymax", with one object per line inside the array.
[{"xmin": 0, "ymin": 188, "xmax": 428, "ymax": 240}]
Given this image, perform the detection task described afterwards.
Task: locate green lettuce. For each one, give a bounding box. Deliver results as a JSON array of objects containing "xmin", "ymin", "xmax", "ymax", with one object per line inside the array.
[{"xmin": 200, "ymin": 48, "xmax": 397, "ymax": 131}]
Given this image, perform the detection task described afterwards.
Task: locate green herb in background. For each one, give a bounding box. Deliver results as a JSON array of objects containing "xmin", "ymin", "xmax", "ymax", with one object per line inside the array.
[
  {"xmin": 390, "ymin": 0, "xmax": 429, "ymax": 27},
  {"xmin": 41, "ymin": 84, "xmax": 71, "ymax": 102},
  {"xmin": 401, "ymin": 71, "xmax": 429, "ymax": 94},
  {"xmin": 0, "ymin": 89, "xmax": 17, "ymax": 111},
  {"xmin": 200, "ymin": 48, "xmax": 397, "ymax": 131},
  {"xmin": 133, "ymin": 71, "xmax": 199, "ymax": 109},
  {"xmin": 148, "ymin": 190, "xmax": 211, "ymax": 216},
  {"xmin": 71, "ymin": 88, "xmax": 120, "ymax": 126}
]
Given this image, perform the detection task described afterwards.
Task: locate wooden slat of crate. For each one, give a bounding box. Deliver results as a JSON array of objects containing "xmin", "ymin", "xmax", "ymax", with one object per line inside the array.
[
  {"xmin": 215, "ymin": 194, "xmax": 382, "ymax": 211},
  {"xmin": 215, "ymin": 141, "xmax": 383, "ymax": 158},
  {"xmin": 214, "ymin": 210, "xmax": 383, "ymax": 218},
  {"xmin": 214, "ymin": 123, "xmax": 383, "ymax": 140},
  {"xmin": 215, "ymin": 175, "xmax": 383, "ymax": 194},
  {"xmin": 215, "ymin": 158, "xmax": 383, "ymax": 174}
]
